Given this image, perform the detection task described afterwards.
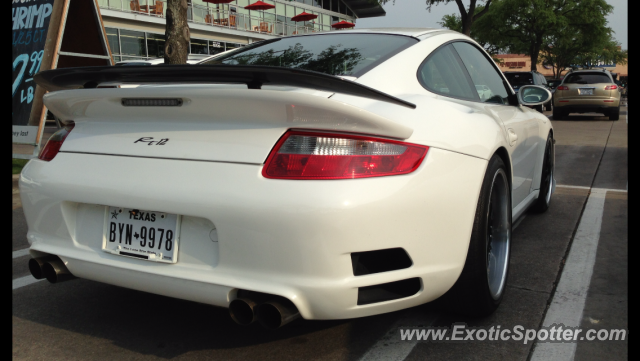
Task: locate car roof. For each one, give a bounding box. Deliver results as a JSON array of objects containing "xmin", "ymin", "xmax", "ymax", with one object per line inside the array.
[{"xmin": 289, "ymin": 27, "xmax": 453, "ymax": 39}]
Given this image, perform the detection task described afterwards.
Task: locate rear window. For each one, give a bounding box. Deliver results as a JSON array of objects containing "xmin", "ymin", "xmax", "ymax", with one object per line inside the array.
[
  {"xmin": 564, "ymin": 73, "xmax": 612, "ymax": 84},
  {"xmin": 199, "ymin": 34, "xmax": 418, "ymax": 77},
  {"xmin": 504, "ymin": 73, "xmax": 533, "ymax": 87}
]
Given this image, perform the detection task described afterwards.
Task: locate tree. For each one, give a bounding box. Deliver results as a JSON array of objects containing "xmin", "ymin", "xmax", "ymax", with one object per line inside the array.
[
  {"xmin": 573, "ymin": 39, "xmax": 628, "ymax": 69},
  {"xmin": 539, "ymin": 16, "xmax": 611, "ymax": 77},
  {"xmin": 473, "ymin": 0, "xmax": 613, "ymax": 71},
  {"xmin": 164, "ymin": 0, "xmax": 190, "ymax": 64},
  {"xmin": 378, "ymin": 0, "xmax": 493, "ymax": 36},
  {"xmin": 438, "ymin": 6, "xmax": 504, "ymax": 55}
]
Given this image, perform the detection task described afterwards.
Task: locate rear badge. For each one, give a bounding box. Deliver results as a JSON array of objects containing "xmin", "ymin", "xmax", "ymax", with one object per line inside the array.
[{"xmin": 134, "ymin": 137, "xmax": 169, "ymax": 145}]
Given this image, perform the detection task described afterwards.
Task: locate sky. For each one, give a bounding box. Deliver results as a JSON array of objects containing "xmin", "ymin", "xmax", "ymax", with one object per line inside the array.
[{"xmin": 356, "ymin": 0, "xmax": 628, "ymax": 50}]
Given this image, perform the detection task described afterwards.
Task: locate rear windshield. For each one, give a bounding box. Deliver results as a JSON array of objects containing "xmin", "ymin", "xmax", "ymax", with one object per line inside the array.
[
  {"xmin": 504, "ymin": 73, "xmax": 533, "ymax": 87},
  {"xmin": 199, "ymin": 34, "xmax": 418, "ymax": 77},
  {"xmin": 564, "ymin": 73, "xmax": 612, "ymax": 84}
]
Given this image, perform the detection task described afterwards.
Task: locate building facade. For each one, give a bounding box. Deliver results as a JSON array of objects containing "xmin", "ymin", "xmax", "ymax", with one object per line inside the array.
[
  {"xmin": 97, "ymin": 0, "xmax": 385, "ymax": 63},
  {"xmin": 494, "ymin": 54, "xmax": 628, "ymax": 82}
]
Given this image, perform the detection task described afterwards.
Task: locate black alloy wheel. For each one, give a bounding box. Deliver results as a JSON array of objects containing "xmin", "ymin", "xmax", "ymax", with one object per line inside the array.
[
  {"xmin": 531, "ymin": 134, "xmax": 554, "ymax": 213},
  {"xmin": 437, "ymin": 155, "xmax": 512, "ymax": 316}
]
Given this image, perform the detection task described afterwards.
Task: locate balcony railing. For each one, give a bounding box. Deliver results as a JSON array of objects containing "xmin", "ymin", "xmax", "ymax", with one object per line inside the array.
[{"xmin": 99, "ymin": 0, "xmax": 329, "ymax": 37}]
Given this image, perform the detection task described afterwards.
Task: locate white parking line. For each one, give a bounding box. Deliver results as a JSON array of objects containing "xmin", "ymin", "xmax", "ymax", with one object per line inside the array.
[
  {"xmin": 557, "ymin": 185, "xmax": 627, "ymax": 193},
  {"xmin": 359, "ymin": 309, "xmax": 439, "ymax": 361},
  {"xmin": 13, "ymin": 275, "xmax": 44, "ymax": 290},
  {"xmin": 530, "ymin": 188, "xmax": 607, "ymax": 360},
  {"xmin": 12, "ymin": 248, "xmax": 30, "ymax": 259}
]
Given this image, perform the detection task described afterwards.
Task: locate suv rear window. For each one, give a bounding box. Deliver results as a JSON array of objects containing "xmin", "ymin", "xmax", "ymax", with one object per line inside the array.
[
  {"xmin": 564, "ymin": 73, "xmax": 612, "ymax": 84},
  {"xmin": 504, "ymin": 73, "xmax": 533, "ymax": 87},
  {"xmin": 200, "ymin": 34, "xmax": 418, "ymax": 77}
]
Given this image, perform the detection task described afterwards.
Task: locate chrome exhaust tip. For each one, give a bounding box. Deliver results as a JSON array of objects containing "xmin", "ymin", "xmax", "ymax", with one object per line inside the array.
[
  {"xmin": 42, "ymin": 259, "xmax": 76, "ymax": 284},
  {"xmin": 229, "ymin": 298, "xmax": 259, "ymax": 325},
  {"xmin": 28, "ymin": 256, "xmax": 58, "ymax": 280},
  {"xmin": 256, "ymin": 301, "xmax": 300, "ymax": 330}
]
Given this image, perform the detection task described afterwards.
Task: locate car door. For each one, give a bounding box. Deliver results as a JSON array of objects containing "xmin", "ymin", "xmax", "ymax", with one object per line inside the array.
[{"xmin": 450, "ymin": 42, "xmax": 540, "ymax": 208}]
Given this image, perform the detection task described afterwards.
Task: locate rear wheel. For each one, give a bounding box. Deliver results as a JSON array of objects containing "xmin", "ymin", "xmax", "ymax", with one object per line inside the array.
[
  {"xmin": 439, "ymin": 155, "xmax": 511, "ymax": 316},
  {"xmin": 531, "ymin": 135, "xmax": 554, "ymax": 213},
  {"xmin": 545, "ymin": 101, "xmax": 552, "ymax": 111},
  {"xmin": 535, "ymin": 104, "xmax": 544, "ymax": 113},
  {"xmin": 609, "ymin": 106, "xmax": 620, "ymax": 121}
]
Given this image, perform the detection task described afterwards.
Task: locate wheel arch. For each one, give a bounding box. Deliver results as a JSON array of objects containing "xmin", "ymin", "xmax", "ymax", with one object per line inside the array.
[{"xmin": 493, "ymin": 146, "xmax": 512, "ymax": 196}]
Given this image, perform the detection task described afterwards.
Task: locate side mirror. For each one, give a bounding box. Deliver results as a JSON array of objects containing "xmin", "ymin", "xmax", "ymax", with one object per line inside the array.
[{"xmin": 517, "ymin": 85, "xmax": 552, "ymax": 106}]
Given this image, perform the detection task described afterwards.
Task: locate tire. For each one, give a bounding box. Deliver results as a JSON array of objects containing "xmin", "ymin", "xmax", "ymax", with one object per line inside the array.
[
  {"xmin": 552, "ymin": 108, "xmax": 564, "ymax": 120},
  {"xmin": 609, "ymin": 106, "xmax": 620, "ymax": 121},
  {"xmin": 545, "ymin": 101, "xmax": 552, "ymax": 111},
  {"xmin": 531, "ymin": 135, "xmax": 554, "ymax": 213},
  {"xmin": 535, "ymin": 104, "xmax": 544, "ymax": 113},
  {"xmin": 438, "ymin": 155, "xmax": 512, "ymax": 316}
]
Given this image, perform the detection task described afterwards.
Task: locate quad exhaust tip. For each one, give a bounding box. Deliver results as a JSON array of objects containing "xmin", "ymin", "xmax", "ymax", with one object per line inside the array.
[
  {"xmin": 256, "ymin": 301, "xmax": 300, "ymax": 330},
  {"xmin": 28, "ymin": 255, "xmax": 76, "ymax": 284},
  {"xmin": 229, "ymin": 298, "xmax": 259, "ymax": 325},
  {"xmin": 229, "ymin": 292, "xmax": 300, "ymax": 329}
]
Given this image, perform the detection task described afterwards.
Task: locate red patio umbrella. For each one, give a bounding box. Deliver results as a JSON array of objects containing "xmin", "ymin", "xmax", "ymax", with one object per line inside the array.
[
  {"xmin": 331, "ymin": 20, "xmax": 355, "ymax": 29},
  {"xmin": 244, "ymin": 1, "xmax": 275, "ymax": 10},
  {"xmin": 291, "ymin": 12, "xmax": 318, "ymax": 22},
  {"xmin": 203, "ymin": 0, "xmax": 234, "ymax": 3}
]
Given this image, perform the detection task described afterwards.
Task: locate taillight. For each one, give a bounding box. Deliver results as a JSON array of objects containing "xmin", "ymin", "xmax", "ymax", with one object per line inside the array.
[
  {"xmin": 38, "ymin": 122, "xmax": 75, "ymax": 161},
  {"xmin": 262, "ymin": 130, "xmax": 429, "ymax": 180},
  {"xmin": 556, "ymin": 85, "xmax": 569, "ymax": 90},
  {"xmin": 605, "ymin": 85, "xmax": 618, "ymax": 90}
]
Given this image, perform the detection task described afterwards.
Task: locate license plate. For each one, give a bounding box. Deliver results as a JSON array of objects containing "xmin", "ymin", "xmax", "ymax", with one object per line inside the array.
[
  {"xmin": 102, "ymin": 207, "xmax": 181, "ymax": 263},
  {"xmin": 579, "ymin": 89, "xmax": 594, "ymax": 95}
]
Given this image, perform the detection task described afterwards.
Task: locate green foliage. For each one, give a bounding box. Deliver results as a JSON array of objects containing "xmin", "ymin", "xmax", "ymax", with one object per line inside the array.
[
  {"xmin": 378, "ymin": 1, "xmax": 494, "ymax": 35},
  {"xmin": 473, "ymin": 0, "xmax": 614, "ymax": 71},
  {"xmin": 12, "ymin": 159, "xmax": 29, "ymax": 175}
]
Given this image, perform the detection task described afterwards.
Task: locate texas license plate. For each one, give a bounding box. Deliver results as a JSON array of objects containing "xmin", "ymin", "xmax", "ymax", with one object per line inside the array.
[
  {"xmin": 102, "ymin": 207, "xmax": 181, "ymax": 263},
  {"xmin": 579, "ymin": 89, "xmax": 594, "ymax": 95}
]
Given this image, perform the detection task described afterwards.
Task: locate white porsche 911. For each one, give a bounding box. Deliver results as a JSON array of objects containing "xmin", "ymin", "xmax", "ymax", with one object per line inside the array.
[{"xmin": 23, "ymin": 28, "xmax": 554, "ymax": 329}]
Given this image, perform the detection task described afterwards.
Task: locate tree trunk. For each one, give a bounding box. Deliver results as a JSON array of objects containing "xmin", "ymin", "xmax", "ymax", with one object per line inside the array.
[
  {"xmin": 164, "ymin": 0, "xmax": 189, "ymax": 64},
  {"xmin": 461, "ymin": 16, "xmax": 473, "ymax": 36}
]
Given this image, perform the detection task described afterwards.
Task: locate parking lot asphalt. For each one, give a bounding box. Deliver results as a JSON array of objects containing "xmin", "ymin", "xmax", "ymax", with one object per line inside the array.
[{"xmin": 12, "ymin": 107, "xmax": 627, "ymax": 360}]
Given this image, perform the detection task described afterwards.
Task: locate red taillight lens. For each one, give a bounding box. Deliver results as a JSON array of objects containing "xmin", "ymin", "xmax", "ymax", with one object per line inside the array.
[
  {"xmin": 556, "ymin": 85, "xmax": 569, "ymax": 90},
  {"xmin": 262, "ymin": 131, "xmax": 429, "ymax": 180},
  {"xmin": 38, "ymin": 123, "xmax": 75, "ymax": 161},
  {"xmin": 605, "ymin": 85, "xmax": 618, "ymax": 90}
]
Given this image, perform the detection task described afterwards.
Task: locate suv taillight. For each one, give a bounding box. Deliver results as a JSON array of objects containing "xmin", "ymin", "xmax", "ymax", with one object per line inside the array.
[
  {"xmin": 262, "ymin": 130, "xmax": 429, "ymax": 180},
  {"xmin": 556, "ymin": 85, "xmax": 569, "ymax": 90},
  {"xmin": 605, "ymin": 85, "xmax": 618, "ymax": 90},
  {"xmin": 38, "ymin": 122, "xmax": 75, "ymax": 161}
]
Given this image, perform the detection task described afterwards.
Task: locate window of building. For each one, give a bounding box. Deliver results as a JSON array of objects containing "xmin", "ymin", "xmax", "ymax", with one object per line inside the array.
[
  {"xmin": 191, "ymin": 38, "xmax": 209, "ymax": 55},
  {"xmin": 147, "ymin": 33, "xmax": 165, "ymax": 58},
  {"xmin": 119, "ymin": 29, "xmax": 146, "ymax": 57},
  {"xmin": 209, "ymin": 40, "xmax": 226, "ymax": 55},
  {"xmin": 226, "ymin": 43, "xmax": 242, "ymax": 52},
  {"xmin": 106, "ymin": 27, "xmax": 120, "ymax": 55},
  {"xmin": 331, "ymin": 0, "xmax": 339, "ymax": 13}
]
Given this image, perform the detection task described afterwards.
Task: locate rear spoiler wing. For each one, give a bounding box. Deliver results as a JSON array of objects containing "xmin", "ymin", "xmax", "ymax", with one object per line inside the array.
[{"xmin": 34, "ymin": 65, "xmax": 416, "ymax": 109}]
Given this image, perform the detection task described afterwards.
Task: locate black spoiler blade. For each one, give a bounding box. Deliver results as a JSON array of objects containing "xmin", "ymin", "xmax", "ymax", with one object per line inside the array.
[{"xmin": 34, "ymin": 65, "xmax": 416, "ymax": 109}]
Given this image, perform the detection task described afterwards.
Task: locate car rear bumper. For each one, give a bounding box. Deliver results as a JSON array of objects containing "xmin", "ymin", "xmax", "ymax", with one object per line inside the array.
[
  {"xmin": 553, "ymin": 97, "xmax": 620, "ymax": 113},
  {"xmin": 20, "ymin": 149, "xmax": 487, "ymax": 320}
]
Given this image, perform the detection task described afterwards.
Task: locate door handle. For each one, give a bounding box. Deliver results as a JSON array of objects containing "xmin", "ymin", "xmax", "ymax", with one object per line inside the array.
[{"xmin": 507, "ymin": 129, "xmax": 518, "ymax": 146}]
